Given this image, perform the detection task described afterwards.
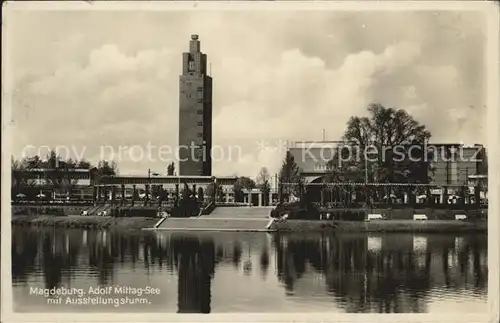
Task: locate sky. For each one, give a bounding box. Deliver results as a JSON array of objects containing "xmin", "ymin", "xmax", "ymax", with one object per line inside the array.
[{"xmin": 5, "ymin": 9, "xmax": 488, "ymax": 179}]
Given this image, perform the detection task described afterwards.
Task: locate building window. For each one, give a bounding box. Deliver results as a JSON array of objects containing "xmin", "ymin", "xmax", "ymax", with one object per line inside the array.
[
  {"xmin": 187, "ymin": 94, "xmax": 191, "ymax": 98},
  {"xmin": 197, "ymin": 121, "xmax": 203, "ymax": 126},
  {"xmin": 197, "ymin": 99, "xmax": 203, "ymax": 103},
  {"xmin": 197, "ymin": 133, "xmax": 203, "ymax": 138},
  {"xmin": 197, "ymin": 110, "xmax": 203, "ymax": 114},
  {"xmin": 197, "ymin": 87, "xmax": 203, "ymax": 91}
]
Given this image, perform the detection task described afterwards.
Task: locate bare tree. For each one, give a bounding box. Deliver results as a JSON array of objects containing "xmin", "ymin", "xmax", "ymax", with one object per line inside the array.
[{"xmin": 256, "ymin": 167, "xmax": 271, "ymax": 206}]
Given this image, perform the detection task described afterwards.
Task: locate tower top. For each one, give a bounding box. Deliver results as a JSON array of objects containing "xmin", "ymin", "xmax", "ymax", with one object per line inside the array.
[
  {"xmin": 183, "ymin": 33, "xmax": 207, "ymax": 74},
  {"xmin": 189, "ymin": 34, "xmax": 201, "ymax": 54}
]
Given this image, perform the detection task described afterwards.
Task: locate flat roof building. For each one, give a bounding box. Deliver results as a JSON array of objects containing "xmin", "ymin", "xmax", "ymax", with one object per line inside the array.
[{"xmin": 286, "ymin": 141, "xmax": 487, "ymax": 186}]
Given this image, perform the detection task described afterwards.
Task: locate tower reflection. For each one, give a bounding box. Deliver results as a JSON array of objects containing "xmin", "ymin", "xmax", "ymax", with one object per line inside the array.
[{"xmin": 171, "ymin": 234, "xmax": 215, "ymax": 313}]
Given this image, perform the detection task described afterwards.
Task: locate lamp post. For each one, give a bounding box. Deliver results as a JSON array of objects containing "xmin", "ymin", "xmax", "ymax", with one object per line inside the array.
[
  {"xmin": 144, "ymin": 168, "xmax": 151, "ymax": 206},
  {"xmin": 364, "ymin": 156, "xmax": 368, "ymax": 184},
  {"xmin": 274, "ymin": 173, "xmax": 278, "ymax": 204}
]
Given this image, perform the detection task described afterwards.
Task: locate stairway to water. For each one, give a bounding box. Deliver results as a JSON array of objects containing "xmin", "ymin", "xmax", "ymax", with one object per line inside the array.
[
  {"xmin": 156, "ymin": 206, "xmax": 275, "ymax": 231},
  {"xmin": 84, "ymin": 204, "xmax": 113, "ymax": 216},
  {"xmin": 83, "ymin": 205, "xmax": 100, "ymax": 215},
  {"xmin": 208, "ymin": 206, "xmax": 273, "ymax": 219}
]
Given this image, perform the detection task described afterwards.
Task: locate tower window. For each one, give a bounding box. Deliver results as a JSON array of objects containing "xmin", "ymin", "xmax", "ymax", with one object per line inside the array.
[
  {"xmin": 197, "ymin": 99, "xmax": 203, "ymax": 103},
  {"xmin": 197, "ymin": 121, "xmax": 203, "ymax": 126},
  {"xmin": 197, "ymin": 110, "xmax": 203, "ymax": 114},
  {"xmin": 197, "ymin": 87, "xmax": 203, "ymax": 91},
  {"xmin": 187, "ymin": 94, "xmax": 191, "ymax": 98},
  {"xmin": 197, "ymin": 133, "xmax": 203, "ymax": 138}
]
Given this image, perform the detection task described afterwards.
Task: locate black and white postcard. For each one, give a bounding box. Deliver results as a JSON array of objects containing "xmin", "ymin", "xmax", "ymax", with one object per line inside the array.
[{"xmin": 2, "ymin": 1, "xmax": 499, "ymax": 322}]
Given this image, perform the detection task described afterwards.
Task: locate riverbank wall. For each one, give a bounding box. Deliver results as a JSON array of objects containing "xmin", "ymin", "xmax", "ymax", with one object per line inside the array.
[
  {"xmin": 11, "ymin": 212, "xmax": 487, "ymax": 233},
  {"xmin": 319, "ymin": 207, "xmax": 487, "ymax": 220},
  {"xmin": 368, "ymin": 207, "xmax": 487, "ymax": 220},
  {"xmin": 12, "ymin": 205, "xmax": 89, "ymax": 216},
  {"xmin": 11, "ymin": 216, "xmax": 487, "ymax": 233},
  {"xmin": 11, "ymin": 215, "xmax": 157, "ymax": 230}
]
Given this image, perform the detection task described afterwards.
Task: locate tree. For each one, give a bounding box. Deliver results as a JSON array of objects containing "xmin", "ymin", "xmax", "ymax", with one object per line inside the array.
[
  {"xmin": 167, "ymin": 162, "xmax": 175, "ymax": 176},
  {"xmin": 46, "ymin": 150, "xmax": 59, "ymax": 169},
  {"xmin": 181, "ymin": 182, "xmax": 191, "ymax": 199},
  {"xmin": 238, "ymin": 177, "xmax": 256, "ymax": 189},
  {"xmin": 11, "ymin": 156, "xmax": 25, "ymax": 194},
  {"xmin": 256, "ymin": 167, "xmax": 271, "ymax": 206},
  {"xmin": 476, "ymin": 146, "xmax": 488, "ymax": 195},
  {"xmin": 92, "ymin": 160, "xmax": 118, "ymax": 183},
  {"xmin": 206, "ymin": 181, "xmax": 224, "ymax": 202},
  {"xmin": 77, "ymin": 159, "xmax": 92, "ymax": 169},
  {"xmin": 30, "ymin": 150, "xmax": 78, "ymax": 194},
  {"xmin": 326, "ymin": 103, "xmax": 433, "ymax": 202},
  {"xmin": 23, "ymin": 155, "xmax": 43, "ymax": 169},
  {"xmin": 233, "ymin": 176, "xmax": 256, "ymax": 202},
  {"xmin": 327, "ymin": 103, "xmax": 432, "ymax": 184},
  {"xmin": 12, "ymin": 152, "xmax": 120, "ymax": 200},
  {"xmin": 478, "ymin": 147, "xmax": 488, "ymax": 175},
  {"xmin": 217, "ymin": 184, "xmax": 225, "ymax": 202},
  {"xmin": 206, "ymin": 183, "xmax": 215, "ymax": 200},
  {"xmin": 151, "ymin": 185, "xmax": 161, "ymax": 199},
  {"xmin": 197, "ymin": 187, "xmax": 204, "ymax": 203},
  {"xmin": 278, "ymin": 151, "xmax": 302, "ymax": 201},
  {"xmin": 133, "ymin": 188, "xmax": 140, "ymax": 201}
]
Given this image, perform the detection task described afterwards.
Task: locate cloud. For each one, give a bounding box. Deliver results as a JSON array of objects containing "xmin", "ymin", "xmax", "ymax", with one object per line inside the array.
[{"xmin": 7, "ymin": 10, "xmax": 487, "ymax": 179}]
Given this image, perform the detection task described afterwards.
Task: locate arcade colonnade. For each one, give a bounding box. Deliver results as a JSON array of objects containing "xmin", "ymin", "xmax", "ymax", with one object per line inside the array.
[
  {"xmin": 281, "ymin": 182, "xmax": 484, "ymax": 207},
  {"xmin": 93, "ymin": 176, "xmax": 280, "ymax": 207},
  {"xmin": 93, "ymin": 184, "xmax": 279, "ymax": 207}
]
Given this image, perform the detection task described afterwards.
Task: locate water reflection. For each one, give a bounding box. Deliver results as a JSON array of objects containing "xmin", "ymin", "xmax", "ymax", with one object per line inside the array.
[
  {"xmin": 12, "ymin": 228, "xmax": 487, "ymax": 313},
  {"xmin": 273, "ymin": 233, "xmax": 486, "ymax": 312},
  {"xmin": 172, "ymin": 235, "xmax": 214, "ymax": 313}
]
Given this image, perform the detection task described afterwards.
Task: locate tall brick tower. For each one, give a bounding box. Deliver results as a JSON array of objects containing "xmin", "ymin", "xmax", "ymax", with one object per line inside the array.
[{"xmin": 178, "ymin": 34, "xmax": 213, "ymax": 176}]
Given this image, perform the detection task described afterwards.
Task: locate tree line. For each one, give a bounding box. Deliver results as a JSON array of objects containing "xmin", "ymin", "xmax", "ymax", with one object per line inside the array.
[
  {"xmin": 229, "ymin": 167, "xmax": 273, "ymax": 205},
  {"xmin": 11, "ymin": 150, "xmax": 118, "ymax": 195}
]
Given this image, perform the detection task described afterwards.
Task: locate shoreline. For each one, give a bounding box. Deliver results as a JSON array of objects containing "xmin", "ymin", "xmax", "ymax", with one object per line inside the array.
[
  {"xmin": 11, "ymin": 215, "xmax": 487, "ymax": 233},
  {"xmin": 11, "ymin": 215, "xmax": 158, "ymax": 230}
]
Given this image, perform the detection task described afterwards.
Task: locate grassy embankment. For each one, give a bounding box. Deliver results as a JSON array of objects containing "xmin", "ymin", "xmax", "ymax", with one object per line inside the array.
[
  {"xmin": 271, "ymin": 219, "xmax": 487, "ymax": 233},
  {"xmin": 11, "ymin": 215, "xmax": 158, "ymax": 230}
]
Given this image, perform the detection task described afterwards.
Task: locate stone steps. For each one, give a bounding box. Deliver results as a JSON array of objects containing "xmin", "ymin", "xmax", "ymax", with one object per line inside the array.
[
  {"xmin": 209, "ymin": 206, "xmax": 273, "ymax": 219},
  {"xmin": 158, "ymin": 217, "xmax": 269, "ymax": 230}
]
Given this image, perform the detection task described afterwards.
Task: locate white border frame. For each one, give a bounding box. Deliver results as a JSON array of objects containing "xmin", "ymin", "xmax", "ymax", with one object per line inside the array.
[{"xmin": 2, "ymin": 1, "xmax": 499, "ymax": 322}]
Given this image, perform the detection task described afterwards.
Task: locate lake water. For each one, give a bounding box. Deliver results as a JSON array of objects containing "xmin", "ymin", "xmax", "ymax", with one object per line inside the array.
[{"xmin": 12, "ymin": 227, "xmax": 487, "ymax": 313}]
